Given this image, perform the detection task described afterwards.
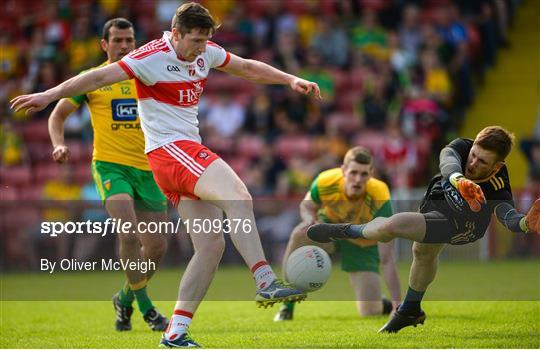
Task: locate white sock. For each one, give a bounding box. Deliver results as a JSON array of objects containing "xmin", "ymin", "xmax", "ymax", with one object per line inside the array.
[
  {"xmin": 251, "ymin": 261, "xmax": 276, "ymax": 289},
  {"xmin": 165, "ymin": 310, "xmax": 192, "ymax": 340}
]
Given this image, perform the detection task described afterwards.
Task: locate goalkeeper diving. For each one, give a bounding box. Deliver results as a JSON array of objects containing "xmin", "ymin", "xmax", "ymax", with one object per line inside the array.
[{"xmin": 307, "ymin": 126, "xmax": 540, "ymax": 333}]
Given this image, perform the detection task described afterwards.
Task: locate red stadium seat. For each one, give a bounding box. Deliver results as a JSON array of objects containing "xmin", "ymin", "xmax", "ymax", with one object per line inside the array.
[
  {"xmin": 75, "ymin": 164, "xmax": 92, "ymax": 185},
  {"xmin": 204, "ymin": 133, "xmax": 235, "ymax": 156},
  {"xmin": 21, "ymin": 120, "xmax": 50, "ymax": 143},
  {"xmin": 227, "ymin": 156, "xmax": 250, "ymax": 178},
  {"xmin": 27, "ymin": 142, "xmax": 52, "ymax": 164},
  {"xmin": 0, "ymin": 165, "xmax": 32, "ymax": 186},
  {"xmin": 330, "ymin": 69, "xmax": 350, "ymax": 95},
  {"xmin": 274, "ymin": 135, "xmax": 313, "ymax": 160},
  {"xmin": 18, "ymin": 185, "xmax": 45, "ymax": 201},
  {"xmin": 65, "ymin": 141, "xmax": 83, "ymax": 163},
  {"xmin": 34, "ymin": 163, "xmax": 63, "ymax": 184},
  {"xmin": 353, "ymin": 130, "xmax": 387, "ymax": 154},
  {"xmin": 0, "ymin": 186, "xmax": 18, "ymax": 201},
  {"xmin": 336, "ymin": 91, "xmax": 359, "ymax": 114},
  {"xmin": 236, "ymin": 134, "xmax": 265, "ymax": 158}
]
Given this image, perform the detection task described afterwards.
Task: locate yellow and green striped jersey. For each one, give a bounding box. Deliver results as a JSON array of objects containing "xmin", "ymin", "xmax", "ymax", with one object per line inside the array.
[
  {"xmin": 310, "ymin": 168, "xmax": 393, "ymax": 247},
  {"xmin": 69, "ymin": 61, "xmax": 149, "ymax": 170}
]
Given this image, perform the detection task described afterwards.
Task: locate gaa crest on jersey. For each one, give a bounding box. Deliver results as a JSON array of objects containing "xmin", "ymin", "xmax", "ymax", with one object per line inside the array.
[
  {"xmin": 111, "ymin": 99, "xmax": 138, "ymax": 121},
  {"xmin": 197, "ymin": 58, "xmax": 205, "ymax": 69},
  {"xmin": 188, "ymin": 65, "xmax": 196, "ymax": 77},
  {"xmin": 103, "ymin": 179, "xmax": 111, "ymax": 191},
  {"xmin": 198, "ymin": 151, "xmax": 210, "ymax": 160}
]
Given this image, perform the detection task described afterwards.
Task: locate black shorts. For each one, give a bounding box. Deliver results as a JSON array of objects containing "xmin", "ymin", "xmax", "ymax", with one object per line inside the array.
[{"xmin": 421, "ymin": 210, "xmax": 485, "ymax": 245}]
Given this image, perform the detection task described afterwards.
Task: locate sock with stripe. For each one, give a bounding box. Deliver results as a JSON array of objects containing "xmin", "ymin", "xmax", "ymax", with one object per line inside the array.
[
  {"xmin": 118, "ymin": 282, "xmax": 135, "ymax": 307},
  {"xmin": 131, "ymin": 280, "xmax": 154, "ymax": 314},
  {"xmin": 345, "ymin": 224, "xmax": 366, "ymax": 239},
  {"xmin": 398, "ymin": 286, "xmax": 425, "ymax": 315},
  {"xmin": 251, "ymin": 261, "xmax": 277, "ymax": 290},
  {"xmin": 165, "ymin": 309, "xmax": 193, "ymax": 340}
]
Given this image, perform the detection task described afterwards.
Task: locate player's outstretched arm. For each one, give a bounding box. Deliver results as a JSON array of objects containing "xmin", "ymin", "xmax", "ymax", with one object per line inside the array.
[
  {"xmin": 218, "ymin": 54, "xmax": 321, "ymax": 99},
  {"xmin": 10, "ymin": 63, "xmax": 129, "ymax": 115},
  {"xmin": 49, "ymin": 99, "xmax": 79, "ymax": 163},
  {"xmin": 300, "ymin": 191, "xmax": 321, "ymax": 225},
  {"xmin": 495, "ymin": 199, "xmax": 540, "ymax": 234}
]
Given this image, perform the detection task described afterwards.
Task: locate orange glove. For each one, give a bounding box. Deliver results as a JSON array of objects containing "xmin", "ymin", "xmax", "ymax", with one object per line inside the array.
[
  {"xmin": 523, "ymin": 199, "xmax": 540, "ymax": 234},
  {"xmin": 452, "ymin": 176, "xmax": 486, "ymax": 212}
]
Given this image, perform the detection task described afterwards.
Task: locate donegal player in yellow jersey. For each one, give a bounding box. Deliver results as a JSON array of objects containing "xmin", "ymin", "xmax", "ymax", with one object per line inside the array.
[
  {"xmin": 275, "ymin": 146, "xmax": 401, "ymax": 321},
  {"xmin": 48, "ymin": 18, "xmax": 169, "ymax": 332}
]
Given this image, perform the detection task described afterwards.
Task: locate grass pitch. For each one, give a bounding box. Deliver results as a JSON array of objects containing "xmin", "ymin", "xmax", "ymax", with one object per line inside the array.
[{"xmin": 1, "ymin": 261, "xmax": 539, "ymax": 348}]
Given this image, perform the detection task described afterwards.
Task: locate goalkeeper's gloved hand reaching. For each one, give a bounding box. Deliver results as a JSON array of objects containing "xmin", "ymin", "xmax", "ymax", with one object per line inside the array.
[
  {"xmin": 449, "ymin": 173, "xmax": 486, "ymax": 212},
  {"xmin": 522, "ymin": 198, "xmax": 540, "ymax": 234}
]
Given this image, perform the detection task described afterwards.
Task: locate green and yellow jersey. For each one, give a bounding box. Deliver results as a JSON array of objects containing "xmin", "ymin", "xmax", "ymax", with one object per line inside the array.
[
  {"xmin": 69, "ymin": 61, "xmax": 149, "ymax": 170},
  {"xmin": 310, "ymin": 168, "xmax": 393, "ymax": 247}
]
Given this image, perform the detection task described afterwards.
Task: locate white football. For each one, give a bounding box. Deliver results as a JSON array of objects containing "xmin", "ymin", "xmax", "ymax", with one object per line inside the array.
[{"xmin": 285, "ymin": 245, "xmax": 332, "ymax": 292}]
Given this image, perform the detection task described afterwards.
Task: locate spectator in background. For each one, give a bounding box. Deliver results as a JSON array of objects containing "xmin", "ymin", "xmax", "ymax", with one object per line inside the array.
[
  {"xmin": 252, "ymin": 144, "xmax": 287, "ymax": 194},
  {"xmin": 415, "ymin": 48, "xmax": 452, "ymax": 106},
  {"xmin": 435, "ymin": 4, "xmax": 474, "ymax": 114},
  {"xmin": 272, "ymin": 31, "xmax": 303, "ymax": 75},
  {"xmin": 68, "ymin": 16, "xmax": 101, "ymax": 72},
  {"xmin": 379, "ymin": 122, "xmax": 417, "ymax": 189},
  {"xmin": 388, "ymin": 31, "xmax": 411, "ymax": 73},
  {"xmin": 32, "ymin": 61, "xmax": 61, "ymax": 119},
  {"xmin": 300, "ymin": 49, "xmax": 335, "ymax": 113},
  {"xmin": 243, "ymin": 86, "xmax": 276, "ymax": 140},
  {"xmin": 351, "ymin": 9, "xmax": 389, "ymax": 61},
  {"xmin": 253, "ymin": 1, "xmax": 297, "ymax": 50},
  {"xmin": 0, "ymin": 119, "xmax": 29, "ymax": 167},
  {"xmin": 276, "ymin": 155, "xmax": 316, "ymax": 197},
  {"xmin": 296, "ymin": 1, "xmax": 319, "ymax": 48},
  {"xmin": 274, "ymin": 89, "xmax": 317, "ymax": 135},
  {"xmin": 0, "ymin": 32, "xmax": 20, "ymax": 80},
  {"xmin": 310, "ymin": 16, "xmax": 349, "ymax": 69},
  {"xmin": 205, "ymin": 91, "xmax": 246, "ymax": 138},
  {"xmin": 211, "ymin": 8, "xmax": 250, "ymax": 57},
  {"xmin": 354, "ymin": 59, "xmax": 401, "ymax": 130},
  {"xmin": 398, "ymin": 4, "xmax": 423, "ymax": 66}
]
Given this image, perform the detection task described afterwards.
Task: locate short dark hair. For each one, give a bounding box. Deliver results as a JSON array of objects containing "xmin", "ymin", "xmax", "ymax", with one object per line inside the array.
[
  {"xmin": 102, "ymin": 18, "xmax": 134, "ymax": 41},
  {"xmin": 474, "ymin": 126, "xmax": 515, "ymax": 161},
  {"xmin": 343, "ymin": 146, "xmax": 373, "ymax": 166},
  {"xmin": 171, "ymin": 2, "xmax": 218, "ymax": 36}
]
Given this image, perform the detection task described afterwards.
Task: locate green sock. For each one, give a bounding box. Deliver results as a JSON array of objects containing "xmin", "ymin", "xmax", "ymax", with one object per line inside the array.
[
  {"xmin": 133, "ymin": 286, "xmax": 154, "ymax": 314},
  {"xmin": 118, "ymin": 282, "xmax": 135, "ymax": 307},
  {"xmin": 284, "ymin": 300, "xmax": 295, "ymax": 311}
]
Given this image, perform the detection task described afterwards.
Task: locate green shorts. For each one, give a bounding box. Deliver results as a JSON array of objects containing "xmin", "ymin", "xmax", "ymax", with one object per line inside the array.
[
  {"xmin": 334, "ymin": 240, "xmax": 380, "ymax": 273},
  {"xmin": 91, "ymin": 160, "xmax": 167, "ymax": 212}
]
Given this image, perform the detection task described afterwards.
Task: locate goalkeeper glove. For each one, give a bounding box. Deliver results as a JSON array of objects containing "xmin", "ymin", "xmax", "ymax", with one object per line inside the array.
[
  {"xmin": 449, "ymin": 173, "xmax": 486, "ymax": 212},
  {"xmin": 520, "ymin": 198, "xmax": 540, "ymax": 234}
]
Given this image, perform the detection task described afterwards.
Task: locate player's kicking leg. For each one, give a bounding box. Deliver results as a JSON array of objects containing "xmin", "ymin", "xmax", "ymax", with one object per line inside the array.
[
  {"xmin": 160, "ymin": 198, "xmax": 225, "ymax": 348},
  {"xmin": 308, "ymin": 212, "xmax": 427, "ymax": 243},
  {"xmin": 107, "ymin": 194, "xmax": 168, "ymax": 331},
  {"xmin": 274, "ymin": 222, "xmax": 334, "ymax": 321},
  {"xmin": 194, "ymin": 159, "xmax": 307, "ymax": 307},
  {"xmin": 378, "ymin": 242, "xmax": 445, "ymax": 333}
]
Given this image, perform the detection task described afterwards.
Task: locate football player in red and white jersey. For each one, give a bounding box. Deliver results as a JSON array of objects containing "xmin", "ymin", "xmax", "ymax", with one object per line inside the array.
[{"xmin": 12, "ymin": 2, "xmax": 321, "ymax": 347}]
